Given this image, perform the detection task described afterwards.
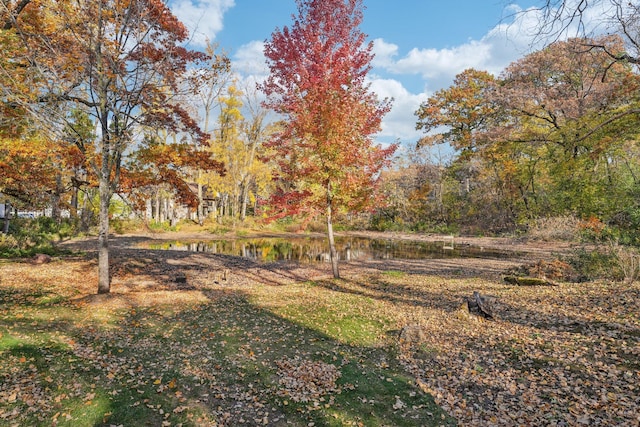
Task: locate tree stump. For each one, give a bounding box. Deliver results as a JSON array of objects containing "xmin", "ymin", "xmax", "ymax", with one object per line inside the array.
[
  {"xmin": 456, "ymin": 291, "xmax": 494, "ymax": 320},
  {"xmin": 31, "ymin": 253, "xmax": 52, "ymax": 264}
]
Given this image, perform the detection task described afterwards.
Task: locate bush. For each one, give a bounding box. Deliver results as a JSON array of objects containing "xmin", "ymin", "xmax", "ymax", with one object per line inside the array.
[
  {"xmin": 368, "ymin": 215, "xmax": 407, "ymax": 232},
  {"xmin": 0, "ymin": 217, "xmax": 76, "ymax": 257},
  {"xmin": 527, "ymin": 215, "xmax": 581, "ymax": 241},
  {"xmin": 147, "ymin": 220, "xmax": 178, "ymax": 233},
  {"xmin": 339, "ymin": 214, "xmax": 370, "ymax": 231},
  {"xmin": 111, "ymin": 218, "xmax": 145, "ymax": 234},
  {"xmin": 0, "ymin": 233, "xmax": 19, "ymax": 253},
  {"xmin": 608, "ymin": 241, "xmax": 640, "ymax": 284},
  {"xmin": 307, "ymin": 220, "xmax": 326, "ymax": 233},
  {"xmin": 508, "ymin": 259, "xmax": 577, "ymax": 282},
  {"xmin": 562, "ymin": 248, "xmax": 622, "ymax": 282}
]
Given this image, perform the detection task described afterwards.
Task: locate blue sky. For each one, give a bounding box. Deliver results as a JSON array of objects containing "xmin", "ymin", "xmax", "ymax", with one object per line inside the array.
[{"xmin": 166, "ymin": 0, "xmax": 579, "ymax": 147}]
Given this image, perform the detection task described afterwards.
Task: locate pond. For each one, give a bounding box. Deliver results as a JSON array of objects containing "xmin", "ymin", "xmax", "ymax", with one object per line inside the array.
[{"xmin": 140, "ymin": 236, "xmax": 520, "ymax": 263}]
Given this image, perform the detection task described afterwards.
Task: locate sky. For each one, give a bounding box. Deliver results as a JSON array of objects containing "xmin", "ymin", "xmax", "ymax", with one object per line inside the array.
[{"xmin": 165, "ymin": 0, "xmax": 594, "ymax": 148}]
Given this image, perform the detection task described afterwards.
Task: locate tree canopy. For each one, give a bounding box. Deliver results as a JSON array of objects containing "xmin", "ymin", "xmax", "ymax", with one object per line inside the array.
[
  {"xmin": 0, "ymin": 0, "xmax": 225, "ymax": 293},
  {"xmin": 412, "ymin": 35, "xmax": 640, "ymax": 235}
]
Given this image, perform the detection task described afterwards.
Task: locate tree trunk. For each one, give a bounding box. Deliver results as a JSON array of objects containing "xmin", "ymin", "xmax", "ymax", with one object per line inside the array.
[
  {"xmin": 70, "ymin": 185, "xmax": 78, "ymax": 218},
  {"xmin": 3, "ymin": 201, "xmax": 10, "ymax": 234},
  {"xmin": 80, "ymin": 191, "xmax": 92, "ymax": 231},
  {"xmin": 154, "ymin": 191, "xmax": 160, "ymax": 221},
  {"xmin": 197, "ymin": 175, "xmax": 204, "ymax": 225},
  {"xmin": 97, "ymin": 173, "xmax": 111, "ymax": 294},
  {"xmin": 51, "ymin": 174, "xmax": 63, "ymax": 223},
  {"xmin": 326, "ymin": 186, "xmax": 339, "ymax": 279},
  {"xmin": 232, "ymin": 189, "xmax": 239, "ymax": 219},
  {"xmin": 240, "ymin": 181, "xmax": 249, "ymax": 221}
]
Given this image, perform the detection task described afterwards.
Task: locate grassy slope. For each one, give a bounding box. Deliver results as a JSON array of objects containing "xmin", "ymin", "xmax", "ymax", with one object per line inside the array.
[{"xmin": 0, "ymin": 260, "xmax": 454, "ymax": 427}]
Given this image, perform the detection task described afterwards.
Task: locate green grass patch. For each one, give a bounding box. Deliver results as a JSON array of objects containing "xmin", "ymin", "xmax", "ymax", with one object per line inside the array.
[
  {"xmin": 265, "ymin": 281, "xmax": 393, "ymax": 347},
  {"xmin": 383, "ymin": 270, "xmax": 407, "ymax": 278},
  {"xmin": 0, "ymin": 271, "xmax": 454, "ymax": 426}
]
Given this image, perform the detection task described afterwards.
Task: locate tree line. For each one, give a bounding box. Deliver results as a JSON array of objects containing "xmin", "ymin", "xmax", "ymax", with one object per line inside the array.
[{"xmin": 377, "ymin": 34, "xmax": 640, "ymax": 242}]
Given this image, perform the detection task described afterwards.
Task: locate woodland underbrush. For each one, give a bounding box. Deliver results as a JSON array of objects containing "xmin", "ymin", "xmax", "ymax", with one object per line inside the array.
[{"xmin": 0, "ymin": 217, "xmax": 77, "ymax": 257}]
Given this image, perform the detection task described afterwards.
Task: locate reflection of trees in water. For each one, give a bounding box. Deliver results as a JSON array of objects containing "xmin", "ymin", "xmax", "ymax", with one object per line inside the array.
[
  {"xmin": 161, "ymin": 238, "xmax": 368, "ymax": 262},
  {"xmin": 153, "ymin": 238, "xmax": 516, "ymax": 263}
]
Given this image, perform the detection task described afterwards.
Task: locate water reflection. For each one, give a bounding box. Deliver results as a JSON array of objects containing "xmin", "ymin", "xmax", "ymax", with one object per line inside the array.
[{"xmin": 142, "ymin": 236, "xmax": 518, "ymax": 263}]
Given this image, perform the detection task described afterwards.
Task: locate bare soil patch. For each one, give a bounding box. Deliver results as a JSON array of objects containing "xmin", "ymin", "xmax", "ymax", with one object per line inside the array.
[{"xmin": 58, "ymin": 230, "xmax": 574, "ymax": 290}]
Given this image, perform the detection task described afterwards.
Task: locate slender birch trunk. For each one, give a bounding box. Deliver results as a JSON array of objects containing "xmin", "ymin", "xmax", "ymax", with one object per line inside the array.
[
  {"xmin": 327, "ymin": 181, "xmax": 339, "ymax": 279},
  {"xmin": 3, "ymin": 201, "xmax": 11, "ymax": 234},
  {"xmin": 97, "ymin": 146, "xmax": 111, "ymax": 294}
]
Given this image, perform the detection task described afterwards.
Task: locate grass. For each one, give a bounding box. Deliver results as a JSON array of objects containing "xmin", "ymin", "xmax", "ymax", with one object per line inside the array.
[
  {"xmin": 382, "ymin": 270, "xmax": 406, "ymax": 279},
  {"xmin": 2, "ymin": 242, "xmax": 638, "ymax": 426},
  {"xmin": 0, "ymin": 261, "xmax": 453, "ymax": 426}
]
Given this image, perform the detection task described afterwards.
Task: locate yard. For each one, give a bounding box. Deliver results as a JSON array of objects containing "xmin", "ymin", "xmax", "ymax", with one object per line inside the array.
[{"xmin": 0, "ymin": 232, "xmax": 638, "ymax": 426}]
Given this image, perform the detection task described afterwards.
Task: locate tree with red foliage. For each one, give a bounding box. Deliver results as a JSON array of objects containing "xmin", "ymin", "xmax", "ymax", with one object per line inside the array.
[{"xmin": 261, "ymin": 0, "xmax": 396, "ymax": 278}]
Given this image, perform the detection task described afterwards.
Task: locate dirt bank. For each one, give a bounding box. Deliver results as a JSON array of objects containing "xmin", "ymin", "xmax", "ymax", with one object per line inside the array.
[{"xmin": 57, "ymin": 230, "xmax": 579, "ymax": 294}]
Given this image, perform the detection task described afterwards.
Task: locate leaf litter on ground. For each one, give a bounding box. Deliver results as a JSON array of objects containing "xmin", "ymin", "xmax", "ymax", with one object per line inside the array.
[{"xmin": 0, "ymin": 242, "xmax": 638, "ymax": 426}]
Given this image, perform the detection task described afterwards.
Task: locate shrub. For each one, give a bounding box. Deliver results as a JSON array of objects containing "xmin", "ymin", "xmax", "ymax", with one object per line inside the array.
[
  {"xmin": 147, "ymin": 220, "xmax": 177, "ymax": 233},
  {"xmin": 608, "ymin": 241, "xmax": 640, "ymax": 285},
  {"xmin": 562, "ymin": 248, "xmax": 622, "ymax": 282},
  {"xmin": 0, "ymin": 233, "xmax": 19, "ymax": 253},
  {"xmin": 577, "ymin": 215, "xmax": 606, "ymax": 241},
  {"xmin": 527, "ymin": 215, "xmax": 581, "ymax": 241},
  {"xmin": 111, "ymin": 218, "xmax": 145, "ymax": 234},
  {"xmin": 368, "ymin": 215, "xmax": 407, "ymax": 232},
  {"xmin": 508, "ymin": 259, "xmax": 577, "ymax": 282},
  {"xmin": 0, "ymin": 217, "xmax": 76, "ymax": 257}
]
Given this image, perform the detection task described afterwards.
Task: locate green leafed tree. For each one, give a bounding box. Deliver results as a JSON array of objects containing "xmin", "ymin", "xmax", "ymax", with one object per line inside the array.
[{"xmin": 415, "ymin": 35, "xmax": 640, "ymax": 233}]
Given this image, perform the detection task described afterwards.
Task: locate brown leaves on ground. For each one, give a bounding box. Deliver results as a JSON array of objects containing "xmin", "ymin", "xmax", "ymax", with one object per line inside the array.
[
  {"xmin": 275, "ymin": 357, "xmax": 342, "ymax": 403},
  {"xmin": 379, "ymin": 276, "xmax": 640, "ymax": 426},
  {"xmin": 1, "ymin": 233, "xmax": 639, "ymax": 426}
]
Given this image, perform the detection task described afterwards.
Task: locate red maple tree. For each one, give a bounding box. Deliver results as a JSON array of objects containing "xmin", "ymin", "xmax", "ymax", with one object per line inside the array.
[{"xmin": 260, "ymin": 0, "xmax": 396, "ymax": 278}]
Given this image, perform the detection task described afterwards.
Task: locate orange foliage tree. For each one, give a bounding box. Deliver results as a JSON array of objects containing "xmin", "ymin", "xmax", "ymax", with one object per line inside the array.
[{"xmin": 0, "ymin": 0, "xmax": 224, "ymax": 293}]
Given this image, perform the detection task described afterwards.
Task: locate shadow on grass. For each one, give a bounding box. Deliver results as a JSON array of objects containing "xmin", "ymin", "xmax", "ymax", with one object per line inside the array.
[
  {"xmin": 0, "ymin": 283, "xmax": 456, "ymax": 427},
  {"xmin": 313, "ymin": 276, "xmax": 463, "ymax": 313}
]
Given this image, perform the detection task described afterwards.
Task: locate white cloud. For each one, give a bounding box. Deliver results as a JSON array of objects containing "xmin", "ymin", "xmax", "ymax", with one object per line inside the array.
[
  {"xmin": 365, "ymin": 4, "xmax": 555, "ymax": 144},
  {"xmin": 391, "ymin": 41, "xmax": 493, "ymax": 90},
  {"xmin": 368, "ymin": 78, "xmax": 427, "ymax": 144},
  {"xmin": 371, "ymin": 38, "xmax": 399, "ymax": 68},
  {"xmin": 170, "ymin": 0, "xmax": 235, "ymax": 47},
  {"xmin": 370, "ymin": 5, "xmax": 570, "ymax": 91},
  {"xmin": 232, "ymin": 40, "xmax": 268, "ymax": 77}
]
